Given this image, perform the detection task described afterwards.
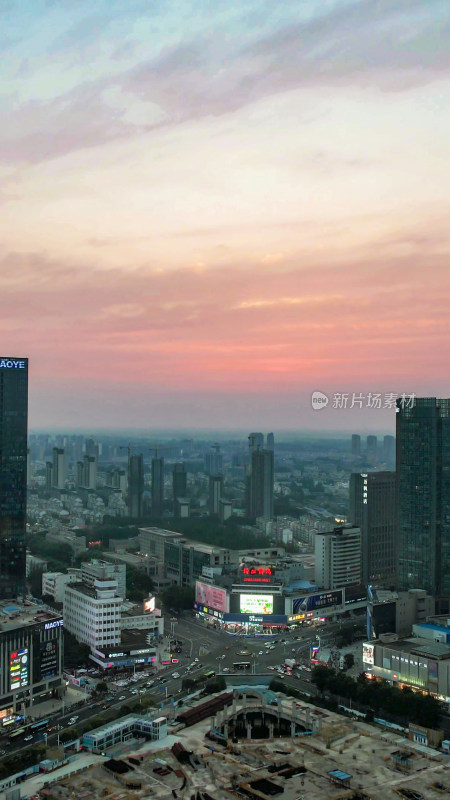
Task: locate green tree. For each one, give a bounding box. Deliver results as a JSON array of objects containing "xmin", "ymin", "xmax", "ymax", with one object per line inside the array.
[
  {"xmin": 161, "ymin": 584, "xmax": 194, "ymax": 611},
  {"xmin": 126, "ymin": 567, "xmax": 154, "ymax": 602},
  {"xmin": 343, "ymin": 653, "xmax": 355, "ymax": 670},
  {"xmin": 95, "ymin": 681, "xmax": 108, "ymax": 694},
  {"xmin": 28, "ymin": 565, "xmax": 44, "ymax": 598},
  {"xmin": 63, "ymin": 629, "xmax": 91, "ymax": 670}
]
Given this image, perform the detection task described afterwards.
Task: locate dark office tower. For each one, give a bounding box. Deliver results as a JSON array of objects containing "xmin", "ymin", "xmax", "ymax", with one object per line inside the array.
[
  {"xmin": 52, "ymin": 447, "xmax": 66, "ymax": 489},
  {"xmin": 151, "ymin": 456, "xmax": 164, "ymax": 518},
  {"xmin": 366, "ymin": 435, "xmax": 378, "ymax": 462},
  {"xmin": 248, "ymin": 449, "xmax": 274, "ymax": 520},
  {"xmin": 204, "ymin": 444, "xmax": 223, "ymax": 476},
  {"xmin": 0, "ymin": 357, "xmax": 28, "ymax": 600},
  {"xmin": 45, "ymin": 461, "xmax": 53, "ymax": 491},
  {"xmin": 351, "ymin": 434, "xmax": 361, "ymax": 456},
  {"xmin": 267, "ymin": 432, "xmax": 275, "ymax": 452},
  {"xmin": 209, "ymin": 474, "xmax": 223, "ymax": 515},
  {"xmin": 350, "ymin": 471, "xmax": 397, "ymax": 587},
  {"xmin": 128, "ymin": 453, "xmax": 144, "ymax": 518},
  {"xmin": 396, "ymin": 398, "xmax": 450, "ymax": 604},
  {"xmin": 85, "ymin": 437, "xmax": 99, "ymax": 459},
  {"xmin": 172, "ymin": 462, "xmax": 187, "ymax": 509},
  {"xmin": 383, "ymin": 435, "xmax": 396, "ymax": 465},
  {"xmin": 248, "ymin": 432, "xmax": 264, "ymax": 453}
]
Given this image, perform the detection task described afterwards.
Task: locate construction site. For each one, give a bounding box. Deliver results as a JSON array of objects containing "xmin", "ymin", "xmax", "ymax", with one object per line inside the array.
[{"xmin": 32, "ymin": 690, "xmax": 449, "ymax": 800}]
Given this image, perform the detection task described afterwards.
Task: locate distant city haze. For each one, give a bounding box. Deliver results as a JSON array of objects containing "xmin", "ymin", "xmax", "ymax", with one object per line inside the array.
[{"xmin": 1, "ymin": 1, "xmax": 449, "ymax": 430}]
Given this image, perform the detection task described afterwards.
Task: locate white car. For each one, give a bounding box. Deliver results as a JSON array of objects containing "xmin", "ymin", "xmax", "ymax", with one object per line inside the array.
[
  {"xmin": 258, "ymin": 651, "xmax": 264, "ymax": 655},
  {"xmin": 118, "ymin": 695, "xmax": 126, "ymax": 700},
  {"xmin": 24, "ymin": 735, "xmax": 33, "ymax": 741},
  {"xmin": 171, "ymin": 672, "xmax": 180, "ymax": 679},
  {"xmin": 194, "ymin": 657, "xmax": 199, "ymax": 662}
]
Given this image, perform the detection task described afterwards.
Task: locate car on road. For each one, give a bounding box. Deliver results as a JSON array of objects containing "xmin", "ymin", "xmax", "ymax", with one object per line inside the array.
[
  {"xmin": 24, "ymin": 735, "xmax": 33, "ymax": 742},
  {"xmin": 0, "ymin": 750, "xmax": 5, "ymax": 756},
  {"xmin": 258, "ymin": 651, "xmax": 263, "ymax": 655},
  {"xmin": 220, "ymin": 654, "xmax": 226, "ymax": 659},
  {"xmin": 194, "ymin": 657, "xmax": 199, "ymax": 662},
  {"xmin": 171, "ymin": 672, "xmax": 180, "ymax": 678},
  {"xmin": 118, "ymin": 695, "xmax": 126, "ymax": 700},
  {"xmin": 146, "ymin": 681, "xmax": 154, "ymax": 687}
]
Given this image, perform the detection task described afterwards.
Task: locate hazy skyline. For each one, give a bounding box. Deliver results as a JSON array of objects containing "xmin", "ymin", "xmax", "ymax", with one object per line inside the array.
[{"xmin": 1, "ymin": 0, "xmax": 449, "ymax": 430}]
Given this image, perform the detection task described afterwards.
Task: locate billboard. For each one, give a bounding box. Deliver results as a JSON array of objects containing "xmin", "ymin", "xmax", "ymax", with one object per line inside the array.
[
  {"xmin": 195, "ymin": 582, "xmax": 227, "ymax": 613},
  {"xmin": 362, "ymin": 642, "xmax": 375, "ymax": 665},
  {"xmin": 239, "ymin": 594, "xmax": 273, "ymax": 615},
  {"xmin": 144, "ymin": 596, "xmax": 156, "ymax": 613},
  {"xmin": 292, "ymin": 590, "xmax": 343, "ymax": 615},
  {"xmin": 40, "ymin": 641, "xmax": 58, "ymax": 680},
  {"xmin": 10, "ymin": 648, "xmax": 29, "ymax": 691}
]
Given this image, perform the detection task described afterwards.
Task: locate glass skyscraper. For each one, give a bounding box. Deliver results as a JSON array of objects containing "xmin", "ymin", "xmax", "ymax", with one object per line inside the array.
[
  {"xmin": 396, "ymin": 397, "xmax": 450, "ymax": 606},
  {"xmin": 0, "ymin": 358, "xmax": 28, "ymax": 599}
]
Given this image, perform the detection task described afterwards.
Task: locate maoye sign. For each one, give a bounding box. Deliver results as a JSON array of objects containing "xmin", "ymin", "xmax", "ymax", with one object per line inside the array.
[
  {"xmin": 242, "ymin": 566, "xmax": 273, "ymax": 583},
  {"xmin": 0, "ymin": 359, "xmax": 26, "ymax": 369}
]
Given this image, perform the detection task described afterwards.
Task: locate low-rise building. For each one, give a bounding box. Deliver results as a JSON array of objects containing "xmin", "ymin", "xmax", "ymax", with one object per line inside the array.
[
  {"xmin": 82, "ymin": 713, "xmax": 167, "ymax": 752},
  {"xmin": 362, "ymin": 634, "xmax": 450, "ymax": 702},
  {"xmin": 42, "ymin": 570, "xmax": 79, "ymax": 603},
  {"xmin": 367, "ymin": 587, "xmax": 434, "ymax": 639}
]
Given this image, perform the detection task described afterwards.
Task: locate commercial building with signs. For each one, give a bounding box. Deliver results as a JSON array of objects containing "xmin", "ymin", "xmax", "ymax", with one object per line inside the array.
[
  {"xmin": 193, "ymin": 569, "xmax": 367, "ymax": 636},
  {"xmin": 0, "ymin": 600, "xmax": 64, "ymax": 720},
  {"xmin": 64, "ymin": 577, "xmax": 161, "ymax": 669},
  {"xmin": 0, "ymin": 357, "xmax": 28, "ymax": 600},
  {"xmin": 362, "ymin": 634, "xmax": 450, "ymax": 702}
]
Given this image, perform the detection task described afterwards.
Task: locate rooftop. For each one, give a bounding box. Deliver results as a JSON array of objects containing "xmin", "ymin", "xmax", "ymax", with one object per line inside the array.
[
  {"xmin": 376, "ymin": 636, "xmax": 450, "ymax": 660},
  {"xmin": 0, "ymin": 599, "xmax": 62, "ymax": 633}
]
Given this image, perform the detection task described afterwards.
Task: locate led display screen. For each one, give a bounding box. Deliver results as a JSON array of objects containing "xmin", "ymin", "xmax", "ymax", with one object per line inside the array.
[
  {"xmin": 10, "ymin": 648, "xmax": 29, "ymax": 691},
  {"xmin": 239, "ymin": 594, "xmax": 273, "ymax": 615}
]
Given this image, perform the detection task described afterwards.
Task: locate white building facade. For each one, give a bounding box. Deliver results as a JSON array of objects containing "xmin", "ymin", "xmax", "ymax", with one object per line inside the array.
[
  {"xmin": 64, "ymin": 579, "xmax": 122, "ymax": 650},
  {"xmin": 315, "ymin": 525, "xmax": 362, "ymax": 590}
]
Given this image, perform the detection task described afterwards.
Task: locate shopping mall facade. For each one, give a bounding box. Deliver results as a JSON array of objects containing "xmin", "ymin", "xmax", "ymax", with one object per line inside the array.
[{"xmin": 193, "ymin": 566, "xmax": 367, "ymax": 636}]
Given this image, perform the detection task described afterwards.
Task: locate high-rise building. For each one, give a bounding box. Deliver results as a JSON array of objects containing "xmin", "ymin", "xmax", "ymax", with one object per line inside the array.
[
  {"xmin": 351, "ymin": 434, "xmax": 361, "ymax": 456},
  {"xmin": 396, "ymin": 398, "xmax": 450, "ymax": 605},
  {"xmin": 267, "ymin": 432, "xmax": 275, "ymax": 452},
  {"xmin": 45, "ymin": 461, "xmax": 53, "ymax": 491},
  {"xmin": 209, "ymin": 474, "xmax": 223, "ymax": 514},
  {"xmin": 383, "ymin": 435, "xmax": 396, "ymax": 464},
  {"xmin": 350, "ymin": 471, "xmax": 397, "ymax": 587},
  {"xmin": 151, "ymin": 456, "xmax": 164, "ymax": 518},
  {"xmin": 248, "ymin": 432, "xmax": 264, "ymax": 453},
  {"xmin": 247, "ymin": 448, "xmax": 274, "ymax": 520},
  {"xmin": 78, "ymin": 454, "xmax": 97, "ymax": 490},
  {"xmin": 366, "ymin": 435, "xmax": 378, "ymax": 462},
  {"xmin": 128, "ymin": 453, "xmax": 144, "ymax": 517},
  {"xmin": 314, "ymin": 525, "xmax": 362, "ymax": 590},
  {"xmin": 172, "ymin": 462, "xmax": 187, "ymax": 509},
  {"xmin": 0, "ymin": 357, "xmax": 28, "ymax": 600},
  {"xmin": 204, "ymin": 444, "xmax": 223, "ymax": 475},
  {"xmin": 52, "ymin": 447, "xmax": 67, "ymax": 489}
]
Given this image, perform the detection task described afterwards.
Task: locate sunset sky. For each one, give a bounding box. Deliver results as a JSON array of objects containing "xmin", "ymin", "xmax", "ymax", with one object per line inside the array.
[{"xmin": 1, "ymin": 0, "xmax": 449, "ymax": 432}]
